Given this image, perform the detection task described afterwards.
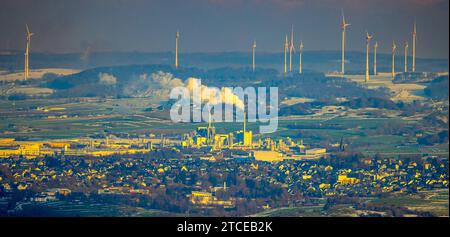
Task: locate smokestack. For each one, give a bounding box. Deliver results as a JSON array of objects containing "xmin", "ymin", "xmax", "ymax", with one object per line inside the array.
[{"xmin": 243, "ymin": 110, "xmax": 247, "ymax": 134}]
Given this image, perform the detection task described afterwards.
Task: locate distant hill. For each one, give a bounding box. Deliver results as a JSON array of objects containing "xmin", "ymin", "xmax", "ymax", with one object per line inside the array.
[
  {"xmin": 41, "ymin": 64, "xmax": 390, "ymax": 109},
  {"xmin": 424, "ymin": 75, "xmax": 449, "ymax": 100},
  {"xmin": 1, "ymin": 50, "xmax": 448, "ymax": 74},
  {"xmin": 394, "ymin": 72, "xmax": 440, "ymax": 84}
]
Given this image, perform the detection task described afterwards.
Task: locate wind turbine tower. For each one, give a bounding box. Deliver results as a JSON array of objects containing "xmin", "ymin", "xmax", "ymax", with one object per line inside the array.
[
  {"xmin": 404, "ymin": 41, "xmax": 409, "ymax": 73},
  {"xmin": 373, "ymin": 41, "xmax": 378, "ymax": 75},
  {"xmin": 284, "ymin": 35, "xmax": 288, "ymax": 74},
  {"xmin": 252, "ymin": 40, "xmax": 256, "ymax": 71},
  {"xmin": 365, "ymin": 32, "xmax": 373, "ymax": 83},
  {"xmin": 299, "ymin": 40, "xmax": 304, "ymax": 74},
  {"xmin": 24, "ymin": 24, "xmax": 34, "ymax": 80},
  {"xmin": 289, "ymin": 26, "xmax": 295, "ymax": 72},
  {"xmin": 175, "ymin": 31, "xmax": 180, "ymax": 69},
  {"xmin": 392, "ymin": 41, "xmax": 397, "ymax": 79},
  {"xmin": 341, "ymin": 11, "xmax": 350, "ymax": 76},
  {"xmin": 412, "ymin": 22, "xmax": 417, "ymax": 72}
]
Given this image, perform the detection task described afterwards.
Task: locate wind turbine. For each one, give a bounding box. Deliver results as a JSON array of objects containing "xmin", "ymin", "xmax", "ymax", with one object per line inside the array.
[
  {"xmin": 24, "ymin": 24, "xmax": 34, "ymax": 80},
  {"xmin": 412, "ymin": 21, "xmax": 417, "ymax": 72},
  {"xmin": 373, "ymin": 41, "xmax": 378, "ymax": 75},
  {"xmin": 175, "ymin": 31, "xmax": 180, "ymax": 69},
  {"xmin": 392, "ymin": 41, "xmax": 397, "ymax": 79},
  {"xmin": 299, "ymin": 40, "xmax": 304, "ymax": 74},
  {"xmin": 252, "ymin": 40, "xmax": 256, "ymax": 72},
  {"xmin": 289, "ymin": 25, "xmax": 296, "ymax": 72},
  {"xmin": 341, "ymin": 10, "xmax": 350, "ymax": 76},
  {"xmin": 365, "ymin": 31, "xmax": 373, "ymax": 83},
  {"xmin": 404, "ymin": 41, "xmax": 409, "ymax": 73},
  {"xmin": 284, "ymin": 35, "xmax": 289, "ymax": 74}
]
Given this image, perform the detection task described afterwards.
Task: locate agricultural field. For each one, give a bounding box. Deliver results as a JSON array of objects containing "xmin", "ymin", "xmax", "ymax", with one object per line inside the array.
[
  {"xmin": 368, "ymin": 189, "xmax": 449, "ymax": 217},
  {"xmin": 252, "ymin": 189, "xmax": 449, "ymax": 217},
  {"xmin": 251, "ymin": 205, "xmax": 325, "ymax": 217},
  {"xmin": 0, "ymin": 68, "xmax": 80, "ymax": 82},
  {"xmin": 0, "ymin": 94, "xmax": 447, "ymax": 158},
  {"xmin": 344, "ymin": 73, "xmax": 432, "ymax": 102},
  {"xmin": 16, "ymin": 200, "xmax": 177, "ymax": 217}
]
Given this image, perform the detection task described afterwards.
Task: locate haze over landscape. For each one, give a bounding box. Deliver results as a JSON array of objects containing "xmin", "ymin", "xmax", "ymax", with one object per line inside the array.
[
  {"xmin": 0, "ymin": 0, "xmax": 448, "ymax": 59},
  {"xmin": 0, "ymin": 0, "xmax": 448, "ymax": 218}
]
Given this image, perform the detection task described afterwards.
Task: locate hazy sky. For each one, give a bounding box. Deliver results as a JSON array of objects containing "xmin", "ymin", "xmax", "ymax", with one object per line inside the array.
[{"xmin": 0, "ymin": 0, "xmax": 448, "ymax": 59}]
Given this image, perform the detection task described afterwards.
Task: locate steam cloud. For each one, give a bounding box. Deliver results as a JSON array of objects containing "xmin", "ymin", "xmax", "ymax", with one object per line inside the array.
[
  {"xmin": 98, "ymin": 73, "xmax": 117, "ymax": 85},
  {"xmin": 151, "ymin": 71, "xmax": 184, "ymax": 89},
  {"xmin": 185, "ymin": 77, "xmax": 245, "ymax": 109},
  {"xmin": 121, "ymin": 71, "xmax": 244, "ymax": 109}
]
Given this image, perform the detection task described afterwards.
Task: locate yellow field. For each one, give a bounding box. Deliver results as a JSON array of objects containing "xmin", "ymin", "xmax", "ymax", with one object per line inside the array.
[
  {"xmin": 4, "ymin": 86, "xmax": 54, "ymax": 96},
  {"xmin": 281, "ymin": 97, "xmax": 315, "ymax": 106},
  {"xmin": 339, "ymin": 73, "xmax": 427, "ymax": 102},
  {"xmin": 0, "ymin": 68, "xmax": 79, "ymax": 81}
]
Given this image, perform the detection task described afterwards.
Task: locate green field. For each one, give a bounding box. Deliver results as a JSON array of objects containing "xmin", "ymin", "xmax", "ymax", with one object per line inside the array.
[
  {"xmin": 369, "ymin": 189, "xmax": 449, "ymax": 217},
  {"xmin": 252, "ymin": 189, "xmax": 449, "ymax": 217},
  {"xmin": 18, "ymin": 200, "xmax": 177, "ymax": 217},
  {"xmin": 251, "ymin": 205, "xmax": 325, "ymax": 217},
  {"xmin": 0, "ymin": 97, "xmax": 447, "ymax": 158}
]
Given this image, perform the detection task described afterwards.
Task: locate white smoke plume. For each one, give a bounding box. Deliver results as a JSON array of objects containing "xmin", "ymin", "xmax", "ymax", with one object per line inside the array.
[
  {"xmin": 121, "ymin": 71, "xmax": 244, "ymax": 109},
  {"xmin": 148, "ymin": 71, "xmax": 184, "ymax": 100},
  {"xmin": 151, "ymin": 71, "xmax": 184, "ymax": 89},
  {"xmin": 185, "ymin": 77, "xmax": 245, "ymax": 109},
  {"xmin": 98, "ymin": 73, "xmax": 117, "ymax": 85},
  {"xmin": 122, "ymin": 71, "xmax": 183, "ymax": 98}
]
